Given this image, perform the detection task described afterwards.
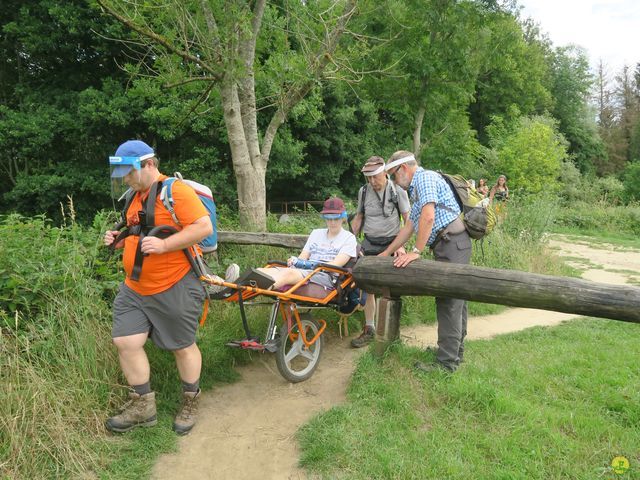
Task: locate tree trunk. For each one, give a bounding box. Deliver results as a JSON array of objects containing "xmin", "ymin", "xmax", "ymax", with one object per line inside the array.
[
  {"xmin": 412, "ymin": 105, "xmax": 426, "ymax": 158},
  {"xmin": 353, "ymin": 257, "xmax": 640, "ymax": 323},
  {"xmin": 220, "ymin": 78, "xmax": 267, "ymax": 231}
]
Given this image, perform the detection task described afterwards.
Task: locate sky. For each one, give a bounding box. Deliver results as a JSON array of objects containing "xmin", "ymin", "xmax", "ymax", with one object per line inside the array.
[{"xmin": 518, "ymin": 0, "xmax": 639, "ymax": 73}]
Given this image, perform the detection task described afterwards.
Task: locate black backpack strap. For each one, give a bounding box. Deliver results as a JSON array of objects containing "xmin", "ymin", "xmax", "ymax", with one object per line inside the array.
[
  {"xmin": 130, "ymin": 181, "xmax": 163, "ymax": 281},
  {"xmin": 109, "ymin": 190, "xmax": 136, "ymax": 254},
  {"xmin": 358, "ymin": 185, "xmax": 367, "ymax": 216},
  {"xmin": 388, "ymin": 180, "xmax": 401, "ymax": 220},
  {"xmin": 144, "ymin": 181, "xmax": 162, "ymax": 228}
]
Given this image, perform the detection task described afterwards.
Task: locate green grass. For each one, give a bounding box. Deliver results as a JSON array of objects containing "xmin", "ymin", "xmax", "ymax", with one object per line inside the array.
[
  {"xmin": 549, "ymin": 230, "xmax": 640, "ymax": 251},
  {"xmin": 298, "ymin": 319, "xmax": 640, "ymax": 479}
]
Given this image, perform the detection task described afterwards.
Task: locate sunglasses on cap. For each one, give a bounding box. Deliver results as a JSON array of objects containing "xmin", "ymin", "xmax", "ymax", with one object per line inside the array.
[{"xmin": 322, "ymin": 212, "xmax": 347, "ymax": 220}]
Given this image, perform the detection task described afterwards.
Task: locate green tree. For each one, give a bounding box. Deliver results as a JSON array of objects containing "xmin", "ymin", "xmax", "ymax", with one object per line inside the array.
[
  {"xmin": 469, "ymin": 13, "xmax": 552, "ymax": 143},
  {"xmin": 622, "ymin": 160, "xmax": 640, "ymax": 202},
  {"xmin": 0, "ymin": 0, "xmax": 142, "ymax": 220},
  {"xmin": 357, "ymin": 0, "xmax": 488, "ymax": 167},
  {"xmin": 548, "ymin": 46, "xmax": 606, "ymax": 173},
  {"xmin": 486, "ymin": 115, "xmax": 568, "ymax": 195},
  {"xmin": 95, "ymin": 0, "xmax": 360, "ymax": 230}
]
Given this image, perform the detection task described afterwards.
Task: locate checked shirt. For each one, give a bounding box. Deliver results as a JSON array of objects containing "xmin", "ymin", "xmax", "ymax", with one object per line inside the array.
[{"xmin": 408, "ymin": 167, "xmax": 460, "ymax": 247}]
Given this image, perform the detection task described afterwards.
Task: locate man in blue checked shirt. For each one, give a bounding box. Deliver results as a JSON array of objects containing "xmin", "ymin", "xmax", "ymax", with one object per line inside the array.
[{"xmin": 379, "ymin": 150, "xmax": 472, "ymax": 373}]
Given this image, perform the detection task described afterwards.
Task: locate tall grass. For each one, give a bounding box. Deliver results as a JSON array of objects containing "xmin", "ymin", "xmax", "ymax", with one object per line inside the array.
[
  {"xmin": 553, "ymin": 200, "xmax": 640, "ymax": 237},
  {"xmin": 0, "ymin": 213, "xmax": 119, "ymax": 478}
]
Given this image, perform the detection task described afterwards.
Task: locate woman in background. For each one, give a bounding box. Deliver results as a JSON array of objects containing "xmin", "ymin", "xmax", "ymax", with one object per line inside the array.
[
  {"xmin": 477, "ymin": 178, "xmax": 489, "ymax": 197},
  {"xmin": 489, "ymin": 175, "xmax": 509, "ymax": 214}
]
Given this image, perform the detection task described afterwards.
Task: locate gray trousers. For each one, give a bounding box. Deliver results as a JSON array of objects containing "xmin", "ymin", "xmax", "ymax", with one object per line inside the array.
[{"xmin": 432, "ymin": 229, "xmax": 472, "ymax": 371}]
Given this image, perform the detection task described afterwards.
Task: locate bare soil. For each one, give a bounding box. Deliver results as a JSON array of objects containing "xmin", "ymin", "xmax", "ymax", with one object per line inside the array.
[{"xmin": 152, "ymin": 234, "xmax": 640, "ymax": 480}]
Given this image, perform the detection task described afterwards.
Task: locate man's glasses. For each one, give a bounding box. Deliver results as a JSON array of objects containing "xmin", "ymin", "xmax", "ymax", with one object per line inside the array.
[{"xmin": 388, "ymin": 165, "xmax": 401, "ymax": 179}]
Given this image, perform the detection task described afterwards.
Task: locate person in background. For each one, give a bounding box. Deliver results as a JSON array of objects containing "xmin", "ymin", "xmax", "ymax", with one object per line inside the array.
[
  {"xmin": 477, "ymin": 178, "xmax": 489, "ymax": 197},
  {"xmin": 489, "ymin": 175, "xmax": 509, "ymax": 203},
  {"xmin": 489, "ymin": 174, "xmax": 509, "ymax": 213}
]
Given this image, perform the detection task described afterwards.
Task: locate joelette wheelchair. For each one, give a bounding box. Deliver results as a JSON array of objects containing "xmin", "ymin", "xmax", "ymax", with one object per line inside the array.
[{"xmin": 204, "ymin": 262, "xmax": 364, "ymax": 383}]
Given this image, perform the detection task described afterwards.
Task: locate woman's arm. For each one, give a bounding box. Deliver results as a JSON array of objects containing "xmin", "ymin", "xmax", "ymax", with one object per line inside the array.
[
  {"xmin": 298, "ymin": 250, "xmax": 311, "ymax": 260},
  {"xmin": 327, "ymin": 253, "xmax": 352, "ymax": 268}
]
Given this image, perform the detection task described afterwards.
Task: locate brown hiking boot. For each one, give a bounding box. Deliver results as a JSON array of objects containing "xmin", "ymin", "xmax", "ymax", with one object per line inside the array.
[
  {"xmin": 105, "ymin": 391, "xmax": 157, "ymax": 433},
  {"xmin": 350, "ymin": 325, "xmax": 375, "ymax": 348},
  {"xmin": 173, "ymin": 389, "xmax": 200, "ymax": 435}
]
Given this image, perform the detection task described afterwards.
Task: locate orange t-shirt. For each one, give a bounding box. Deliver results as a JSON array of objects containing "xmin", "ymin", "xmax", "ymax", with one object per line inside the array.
[{"xmin": 123, "ymin": 174, "xmax": 208, "ymax": 296}]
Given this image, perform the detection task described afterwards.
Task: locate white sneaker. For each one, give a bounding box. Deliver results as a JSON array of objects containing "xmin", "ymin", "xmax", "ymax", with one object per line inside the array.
[
  {"xmin": 206, "ymin": 275, "xmax": 226, "ymax": 294},
  {"xmin": 225, "ymin": 264, "xmax": 240, "ymax": 283}
]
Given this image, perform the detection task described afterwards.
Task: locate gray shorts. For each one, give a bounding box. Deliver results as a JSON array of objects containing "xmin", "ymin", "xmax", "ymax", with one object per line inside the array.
[
  {"xmin": 296, "ymin": 269, "xmax": 336, "ymax": 289},
  {"xmin": 112, "ymin": 272, "xmax": 206, "ymax": 351},
  {"xmin": 272, "ymin": 266, "xmax": 336, "ymax": 290}
]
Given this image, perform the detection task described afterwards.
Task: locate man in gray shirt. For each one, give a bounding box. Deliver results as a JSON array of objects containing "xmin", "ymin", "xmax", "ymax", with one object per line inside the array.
[{"xmin": 350, "ymin": 156, "xmax": 410, "ymax": 347}]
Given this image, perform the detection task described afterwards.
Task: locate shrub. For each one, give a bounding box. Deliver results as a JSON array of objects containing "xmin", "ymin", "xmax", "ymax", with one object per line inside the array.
[
  {"xmin": 622, "ymin": 160, "xmax": 640, "ymax": 203},
  {"xmin": 553, "ymin": 200, "xmax": 640, "ymax": 236},
  {"xmin": 485, "ymin": 115, "xmax": 569, "ymax": 195}
]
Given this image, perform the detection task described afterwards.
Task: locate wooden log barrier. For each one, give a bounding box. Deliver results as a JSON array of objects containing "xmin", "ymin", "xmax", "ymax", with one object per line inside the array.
[
  {"xmin": 353, "ymin": 257, "xmax": 640, "ymax": 324},
  {"xmin": 218, "ymin": 230, "xmax": 306, "ymax": 249}
]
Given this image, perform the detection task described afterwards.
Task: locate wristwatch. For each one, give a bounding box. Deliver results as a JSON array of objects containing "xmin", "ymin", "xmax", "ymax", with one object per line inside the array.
[{"xmin": 412, "ymin": 247, "xmax": 422, "ymax": 255}]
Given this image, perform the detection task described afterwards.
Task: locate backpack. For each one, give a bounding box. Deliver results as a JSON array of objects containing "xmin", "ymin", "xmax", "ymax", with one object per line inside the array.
[
  {"xmin": 160, "ymin": 172, "xmax": 218, "ymax": 252},
  {"xmin": 438, "ymin": 172, "xmax": 496, "ymax": 240},
  {"xmin": 114, "ymin": 173, "xmax": 218, "ymax": 281}
]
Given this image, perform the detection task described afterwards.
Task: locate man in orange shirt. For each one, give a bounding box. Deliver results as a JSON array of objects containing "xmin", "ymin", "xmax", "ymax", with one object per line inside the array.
[{"xmin": 103, "ymin": 140, "xmax": 218, "ymax": 435}]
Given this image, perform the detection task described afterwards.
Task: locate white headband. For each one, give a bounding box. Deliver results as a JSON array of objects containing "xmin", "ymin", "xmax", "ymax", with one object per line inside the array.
[
  {"xmin": 385, "ymin": 154, "xmax": 415, "ymax": 171},
  {"xmin": 363, "ymin": 164, "xmax": 385, "ymax": 176}
]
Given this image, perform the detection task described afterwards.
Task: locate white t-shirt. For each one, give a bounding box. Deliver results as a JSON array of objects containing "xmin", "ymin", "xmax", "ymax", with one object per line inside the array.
[{"xmin": 303, "ymin": 228, "xmax": 357, "ymax": 263}]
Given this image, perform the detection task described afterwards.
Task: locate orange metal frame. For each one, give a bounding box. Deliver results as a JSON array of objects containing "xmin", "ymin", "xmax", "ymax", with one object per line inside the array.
[{"xmin": 202, "ymin": 263, "xmax": 355, "ymax": 348}]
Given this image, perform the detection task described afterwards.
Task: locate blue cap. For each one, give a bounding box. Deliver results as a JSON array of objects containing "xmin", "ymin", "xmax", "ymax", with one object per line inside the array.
[
  {"xmin": 110, "ymin": 140, "xmax": 155, "ymax": 178},
  {"xmin": 115, "ymin": 140, "xmax": 154, "ymax": 158}
]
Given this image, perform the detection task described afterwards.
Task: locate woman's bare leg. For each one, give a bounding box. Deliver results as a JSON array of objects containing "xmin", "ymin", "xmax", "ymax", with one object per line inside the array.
[{"xmin": 257, "ymin": 267, "xmax": 305, "ymax": 289}]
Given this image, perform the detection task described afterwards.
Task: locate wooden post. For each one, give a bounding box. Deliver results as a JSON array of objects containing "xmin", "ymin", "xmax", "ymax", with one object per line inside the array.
[{"xmin": 374, "ymin": 294, "xmax": 402, "ymax": 358}]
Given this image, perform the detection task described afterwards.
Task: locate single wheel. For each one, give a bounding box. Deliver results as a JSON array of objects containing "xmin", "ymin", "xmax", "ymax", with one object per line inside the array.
[{"xmin": 275, "ymin": 314, "xmax": 323, "ymax": 383}]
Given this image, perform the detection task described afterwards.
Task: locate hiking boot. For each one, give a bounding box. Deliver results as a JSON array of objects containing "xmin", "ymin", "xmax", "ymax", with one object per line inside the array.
[
  {"xmin": 414, "ymin": 361, "xmax": 454, "ymax": 374},
  {"xmin": 350, "ymin": 326, "xmax": 375, "ymax": 348},
  {"xmin": 105, "ymin": 391, "xmax": 157, "ymax": 433},
  {"xmin": 173, "ymin": 389, "xmax": 201, "ymax": 436}
]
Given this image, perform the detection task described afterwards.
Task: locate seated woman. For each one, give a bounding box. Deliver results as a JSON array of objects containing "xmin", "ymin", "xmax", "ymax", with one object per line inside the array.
[{"xmin": 257, "ymin": 197, "xmax": 357, "ymax": 291}]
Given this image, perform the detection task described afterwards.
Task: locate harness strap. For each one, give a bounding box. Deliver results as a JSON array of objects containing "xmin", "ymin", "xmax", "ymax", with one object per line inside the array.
[{"xmin": 130, "ymin": 181, "xmax": 163, "ymax": 281}]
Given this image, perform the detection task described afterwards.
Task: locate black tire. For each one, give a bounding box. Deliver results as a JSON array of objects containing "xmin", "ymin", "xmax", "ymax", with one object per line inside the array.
[{"xmin": 275, "ymin": 314, "xmax": 323, "ymax": 383}]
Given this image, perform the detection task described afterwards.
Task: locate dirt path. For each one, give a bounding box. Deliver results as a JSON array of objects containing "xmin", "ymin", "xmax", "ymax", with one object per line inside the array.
[{"xmin": 152, "ymin": 235, "xmax": 640, "ymax": 480}]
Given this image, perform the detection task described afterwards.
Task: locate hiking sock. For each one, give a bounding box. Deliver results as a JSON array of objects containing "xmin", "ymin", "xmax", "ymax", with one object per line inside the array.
[
  {"xmin": 365, "ymin": 319, "xmax": 375, "ymax": 329},
  {"xmin": 181, "ymin": 380, "xmax": 200, "ymax": 393},
  {"xmin": 132, "ymin": 382, "xmax": 152, "ymax": 396}
]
